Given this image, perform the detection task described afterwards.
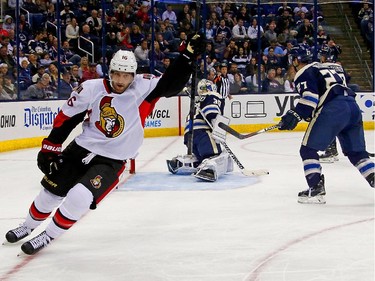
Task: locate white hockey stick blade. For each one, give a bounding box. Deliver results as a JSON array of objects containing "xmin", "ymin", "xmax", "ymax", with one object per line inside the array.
[{"xmin": 241, "ymin": 169, "xmax": 269, "ymax": 176}]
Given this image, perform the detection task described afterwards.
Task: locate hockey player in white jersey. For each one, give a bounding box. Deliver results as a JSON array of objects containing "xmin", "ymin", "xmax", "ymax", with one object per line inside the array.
[
  {"xmin": 4, "ymin": 33, "xmax": 206, "ymax": 255},
  {"xmin": 167, "ymin": 79, "xmax": 233, "ymax": 182}
]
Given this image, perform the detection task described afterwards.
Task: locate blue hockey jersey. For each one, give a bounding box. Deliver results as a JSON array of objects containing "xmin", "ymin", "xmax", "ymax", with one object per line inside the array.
[{"xmin": 293, "ymin": 62, "xmax": 355, "ymax": 121}]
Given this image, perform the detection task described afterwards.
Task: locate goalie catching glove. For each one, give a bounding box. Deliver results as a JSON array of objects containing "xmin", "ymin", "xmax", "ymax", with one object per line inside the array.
[
  {"xmin": 212, "ymin": 115, "xmax": 230, "ymax": 143},
  {"xmin": 37, "ymin": 138, "xmax": 63, "ymax": 175},
  {"xmin": 279, "ymin": 110, "xmax": 301, "ymax": 130},
  {"xmin": 182, "ymin": 32, "xmax": 207, "ymax": 61}
]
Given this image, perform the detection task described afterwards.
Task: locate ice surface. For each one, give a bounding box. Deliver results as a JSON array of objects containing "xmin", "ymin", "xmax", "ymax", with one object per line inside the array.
[{"xmin": 0, "ymin": 131, "xmax": 373, "ymax": 281}]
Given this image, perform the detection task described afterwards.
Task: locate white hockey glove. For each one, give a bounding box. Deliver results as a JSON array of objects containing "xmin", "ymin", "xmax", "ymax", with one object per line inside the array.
[{"xmin": 212, "ymin": 115, "xmax": 230, "ymax": 143}]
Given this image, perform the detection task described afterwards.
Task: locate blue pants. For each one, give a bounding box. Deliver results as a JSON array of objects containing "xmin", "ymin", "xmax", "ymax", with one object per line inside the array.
[{"xmin": 184, "ymin": 130, "xmax": 222, "ymax": 164}]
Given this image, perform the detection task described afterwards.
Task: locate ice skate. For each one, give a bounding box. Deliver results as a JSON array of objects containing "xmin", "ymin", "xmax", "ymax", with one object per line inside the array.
[
  {"xmin": 298, "ymin": 175, "xmax": 326, "ymax": 204},
  {"xmin": 194, "ymin": 168, "xmax": 216, "ymax": 182},
  {"xmin": 366, "ymin": 172, "xmax": 374, "ymax": 188},
  {"xmin": 319, "ymin": 142, "xmax": 339, "ymax": 163},
  {"xmin": 20, "ymin": 231, "xmax": 53, "ymax": 255},
  {"xmin": 5, "ymin": 224, "xmax": 33, "ymax": 244},
  {"xmin": 166, "ymin": 158, "xmax": 181, "ymax": 174}
]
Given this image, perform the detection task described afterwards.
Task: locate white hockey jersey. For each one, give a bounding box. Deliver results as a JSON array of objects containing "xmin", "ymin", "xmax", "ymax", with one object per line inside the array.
[{"xmin": 47, "ymin": 55, "xmax": 193, "ymax": 161}]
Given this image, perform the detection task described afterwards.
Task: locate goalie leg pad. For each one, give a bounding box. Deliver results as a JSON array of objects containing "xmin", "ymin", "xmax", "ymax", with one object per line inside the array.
[
  {"xmin": 167, "ymin": 155, "xmax": 199, "ymax": 175},
  {"xmin": 194, "ymin": 151, "xmax": 233, "ymax": 182},
  {"xmin": 212, "ymin": 115, "xmax": 230, "ymax": 144}
]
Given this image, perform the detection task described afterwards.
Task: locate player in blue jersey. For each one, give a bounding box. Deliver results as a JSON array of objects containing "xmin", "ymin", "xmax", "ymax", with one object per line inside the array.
[
  {"xmin": 278, "ymin": 44, "xmax": 374, "ymax": 204},
  {"xmin": 167, "ymin": 79, "xmax": 233, "ymax": 182}
]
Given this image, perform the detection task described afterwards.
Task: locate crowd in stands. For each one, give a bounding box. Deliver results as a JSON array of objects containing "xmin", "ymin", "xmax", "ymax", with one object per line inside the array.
[
  {"xmin": 351, "ymin": 1, "xmax": 373, "ymax": 59},
  {"xmin": 0, "ymin": 0, "xmax": 372, "ymax": 101}
]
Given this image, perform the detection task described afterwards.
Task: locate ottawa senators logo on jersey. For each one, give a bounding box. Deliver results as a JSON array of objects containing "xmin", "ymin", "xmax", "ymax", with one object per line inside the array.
[
  {"xmin": 90, "ymin": 175, "xmax": 102, "ymax": 189},
  {"xmin": 95, "ymin": 96, "xmax": 125, "ymax": 138}
]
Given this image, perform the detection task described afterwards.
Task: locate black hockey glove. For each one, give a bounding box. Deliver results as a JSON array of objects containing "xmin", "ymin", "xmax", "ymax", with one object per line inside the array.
[
  {"xmin": 182, "ymin": 32, "xmax": 206, "ymax": 60},
  {"xmin": 279, "ymin": 110, "xmax": 302, "ymax": 130},
  {"xmin": 37, "ymin": 138, "xmax": 63, "ymax": 175}
]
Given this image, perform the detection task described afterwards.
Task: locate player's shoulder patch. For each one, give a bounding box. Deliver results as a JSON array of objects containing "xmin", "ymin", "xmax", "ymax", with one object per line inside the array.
[{"xmin": 142, "ymin": 73, "xmax": 155, "ymax": 80}]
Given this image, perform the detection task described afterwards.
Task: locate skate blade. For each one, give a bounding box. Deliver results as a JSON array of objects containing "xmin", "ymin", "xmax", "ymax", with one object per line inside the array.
[
  {"xmin": 298, "ymin": 195, "xmax": 326, "ymax": 204},
  {"xmin": 319, "ymin": 156, "xmax": 339, "ymax": 163}
]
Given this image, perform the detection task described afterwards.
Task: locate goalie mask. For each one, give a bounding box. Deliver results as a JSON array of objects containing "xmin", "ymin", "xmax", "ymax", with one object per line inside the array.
[{"xmin": 197, "ymin": 79, "xmax": 217, "ymax": 101}]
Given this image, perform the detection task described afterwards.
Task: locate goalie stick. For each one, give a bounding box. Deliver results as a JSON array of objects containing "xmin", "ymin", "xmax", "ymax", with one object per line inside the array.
[
  {"xmin": 218, "ymin": 122, "xmax": 280, "ymax": 139},
  {"xmin": 193, "ymin": 105, "xmax": 268, "ymax": 177}
]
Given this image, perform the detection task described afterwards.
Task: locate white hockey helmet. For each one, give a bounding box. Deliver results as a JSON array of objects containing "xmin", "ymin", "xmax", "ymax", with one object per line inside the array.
[
  {"xmin": 197, "ymin": 79, "xmax": 217, "ymax": 97},
  {"xmin": 109, "ymin": 50, "xmax": 138, "ymax": 74}
]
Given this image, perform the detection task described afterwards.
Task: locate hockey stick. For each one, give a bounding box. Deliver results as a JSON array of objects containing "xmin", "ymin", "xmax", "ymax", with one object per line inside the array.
[
  {"xmin": 194, "ymin": 105, "xmax": 269, "ymax": 177},
  {"xmin": 218, "ymin": 122, "xmax": 280, "ymax": 140}
]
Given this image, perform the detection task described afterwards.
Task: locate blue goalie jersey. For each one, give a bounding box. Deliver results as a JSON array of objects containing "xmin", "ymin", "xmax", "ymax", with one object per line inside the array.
[{"xmin": 293, "ymin": 62, "xmax": 355, "ymax": 121}]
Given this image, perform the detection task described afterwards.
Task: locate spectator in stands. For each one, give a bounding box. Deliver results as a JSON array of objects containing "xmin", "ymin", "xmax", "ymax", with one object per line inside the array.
[
  {"xmin": 227, "ymin": 62, "xmax": 244, "ymax": 83},
  {"xmin": 222, "ymin": 11, "xmax": 235, "ymax": 29},
  {"xmin": 25, "ymin": 73, "xmax": 51, "ymax": 99},
  {"xmin": 235, "ymin": 5, "xmax": 251, "ymax": 26},
  {"xmin": 117, "ymin": 25, "xmax": 133, "ymax": 50},
  {"xmin": 150, "ymin": 6, "xmax": 162, "ymax": 25},
  {"xmin": 115, "ymin": 4, "xmax": 135, "ymax": 26},
  {"xmin": 274, "ymin": 66, "xmax": 284, "ymax": 85},
  {"xmin": 216, "ymin": 19, "xmax": 232, "ymax": 42},
  {"xmin": 3, "ymin": 75, "xmax": 16, "ymax": 98},
  {"xmin": 46, "ymin": 63, "xmax": 59, "ymax": 93},
  {"xmin": 32, "ymin": 65, "xmax": 46, "ymax": 83},
  {"xmin": 247, "ymin": 18, "xmax": 264, "ymax": 52},
  {"xmin": 28, "ymin": 29, "xmax": 48, "ymax": 55},
  {"xmin": 61, "ymin": 40, "xmax": 81, "ymax": 66},
  {"xmin": 69, "ymin": 65, "xmax": 81, "ymax": 87},
  {"xmin": 231, "ymin": 47, "xmax": 249, "ymax": 75},
  {"xmin": 156, "ymin": 32, "xmax": 174, "ymax": 54},
  {"xmin": 60, "ymin": 3, "xmax": 75, "ymax": 26},
  {"xmin": 130, "ymin": 24, "xmax": 145, "ymax": 48},
  {"xmin": 45, "ymin": 4, "xmax": 57, "ymax": 32},
  {"xmin": 245, "ymin": 57, "xmax": 258, "ymax": 78},
  {"xmin": 18, "ymin": 57, "xmax": 32, "ymax": 90},
  {"xmin": 86, "ymin": 9, "xmax": 102, "ymax": 37},
  {"xmin": 277, "ymin": 2, "xmax": 293, "ymax": 17},
  {"xmin": 159, "ymin": 22, "xmax": 176, "ymax": 50},
  {"xmin": 251, "ymin": 64, "xmax": 266, "ymax": 92},
  {"xmin": 80, "ymin": 23, "xmax": 100, "ymax": 58},
  {"xmin": 207, "ymin": 67, "xmax": 216, "ymax": 82},
  {"xmin": 0, "ymin": 61, "xmax": 9, "ymax": 76},
  {"xmin": 212, "ymin": 33, "xmax": 226, "ymax": 61},
  {"xmin": 293, "ymin": 2, "xmax": 309, "ymax": 17},
  {"xmin": 223, "ymin": 39, "xmax": 238, "ymax": 61},
  {"xmin": 81, "ymin": 62, "xmax": 99, "ymax": 83},
  {"xmin": 162, "ymin": 4, "xmax": 177, "ymax": 25},
  {"xmin": 296, "ymin": 18, "xmax": 314, "ymax": 43},
  {"xmin": 266, "ymin": 47, "xmax": 281, "ymax": 68},
  {"xmin": 65, "ymin": 18, "xmax": 80, "ymax": 52},
  {"xmin": 3, "ymin": 15, "xmax": 15, "ymax": 33},
  {"xmin": 320, "ymin": 39, "xmax": 342, "ymax": 63},
  {"xmin": 264, "ymin": 0, "xmax": 278, "ymax": 19},
  {"xmin": 202, "ymin": 21, "xmax": 215, "ymax": 41},
  {"xmin": 316, "ymin": 25, "xmax": 330, "ymax": 46},
  {"xmin": 40, "ymin": 53, "xmax": 53, "ymax": 66},
  {"xmin": 232, "ymin": 19, "xmax": 248, "ymax": 42},
  {"xmin": 136, "ymin": 3, "xmax": 150, "ymax": 27},
  {"xmin": 0, "ymin": 79, "xmax": 16, "ymax": 100},
  {"xmin": 28, "ymin": 53, "xmax": 39, "ymax": 76},
  {"xmin": 277, "ymin": 10, "xmax": 295, "ymax": 34},
  {"xmin": 284, "ymin": 65, "xmax": 296, "ymax": 92},
  {"xmin": 78, "ymin": 56, "xmax": 89, "ymax": 79},
  {"xmin": 157, "ymin": 57, "xmax": 171, "ymax": 74},
  {"xmin": 264, "ymin": 21, "xmax": 278, "ymax": 43},
  {"xmin": 208, "ymin": 11, "xmax": 220, "ymax": 29},
  {"xmin": 262, "ymin": 68, "xmax": 283, "ymax": 93},
  {"xmin": 177, "ymin": 4, "xmax": 190, "ymax": 28},
  {"xmin": 230, "ymin": 71, "xmax": 248, "ymax": 94},
  {"xmin": 59, "ymin": 69, "xmax": 73, "ymax": 99},
  {"xmin": 357, "ymin": 2, "xmax": 373, "ymax": 26},
  {"xmin": 149, "ymin": 40, "xmax": 165, "ymax": 73},
  {"xmin": 134, "ymin": 39, "xmax": 150, "ymax": 67}
]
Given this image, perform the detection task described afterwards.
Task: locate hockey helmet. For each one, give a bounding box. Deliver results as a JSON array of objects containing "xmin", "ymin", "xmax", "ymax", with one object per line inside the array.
[
  {"xmin": 290, "ymin": 43, "xmax": 312, "ymax": 63},
  {"xmin": 197, "ymin": 79, "xmax": 217, "ymax": 97},
  {"xmin": 110, "ymin": 50, "xmax": 137, "ymax": 74}
]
